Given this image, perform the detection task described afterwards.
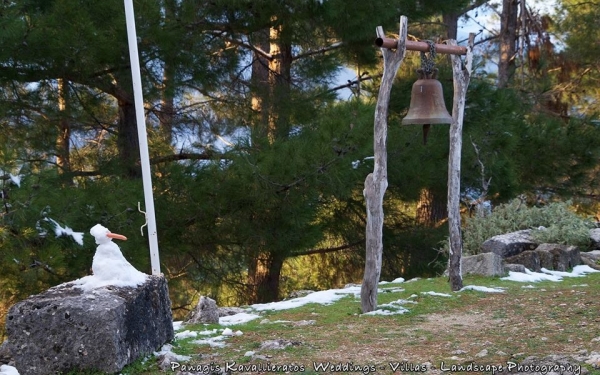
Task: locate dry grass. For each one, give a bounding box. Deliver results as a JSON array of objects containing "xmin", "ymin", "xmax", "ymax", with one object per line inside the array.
[{"xmin": 132, "ymin": 272, "xmax": 600, "ymax": 375}]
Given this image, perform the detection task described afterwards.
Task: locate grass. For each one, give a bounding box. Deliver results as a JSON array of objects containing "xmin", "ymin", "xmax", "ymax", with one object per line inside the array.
[{"xmin": 123, "ymin": 272, "xmax": 600, "ymax": 374}]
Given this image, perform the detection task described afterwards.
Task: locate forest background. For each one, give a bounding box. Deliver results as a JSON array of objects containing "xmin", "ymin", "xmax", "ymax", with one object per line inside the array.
[{"xmin": 1, "ymin": 0, "xmax": 599, "ymax": 334}]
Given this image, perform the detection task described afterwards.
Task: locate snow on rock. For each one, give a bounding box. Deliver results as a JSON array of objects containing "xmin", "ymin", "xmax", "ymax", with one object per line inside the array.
[
  {"xmin": 73, "ymin": 224, "xmax": 147, "ymax": 291},
  {"xmin": 7, "ymin": 275, "xmax": 173, "ymax": 375},
  {"xmin": 0, "ymin": 365, "xmax": 19, "ymax": 375}
]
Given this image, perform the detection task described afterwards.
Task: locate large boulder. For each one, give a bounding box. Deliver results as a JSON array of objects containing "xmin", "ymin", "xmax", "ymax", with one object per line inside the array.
[
  {"xmin": 481, "ymin": 229, "xmax": 538, "ymax": 258},
  {"xmin": 580, "ymin": 250, "xmax": 600, "ymax": 270},
  {"xmin": 461, "ymin": 253, "xmax": 505, "ymax": 276},
  {"xmin": 590, "ymin": 228, "xmax": 600, "ymax": 249},
  {"xmin": 185, "ymin": 296, "xmax": 219, "ymax": 324},
  {"xmin": 504, "ymin": 250, "xmax": 541, "ymax": 272},
  {"xmin": 6, "ymin": 275, "xmax": 173, "ymax": 375},
  {"xmin": 534, "ymin": 243, "xmax": 581, "ymax": 271}
]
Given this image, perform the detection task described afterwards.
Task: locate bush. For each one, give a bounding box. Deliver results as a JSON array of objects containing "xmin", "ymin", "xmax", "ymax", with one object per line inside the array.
[{"xmin": 462, "ymin": 199, "xmax": 594, "ymax": 255}]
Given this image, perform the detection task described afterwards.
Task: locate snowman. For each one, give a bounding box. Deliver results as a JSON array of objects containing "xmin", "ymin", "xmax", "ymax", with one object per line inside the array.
[{"xmin": 74, "ymin": 224, "xmax": 147, "ymax": 291}]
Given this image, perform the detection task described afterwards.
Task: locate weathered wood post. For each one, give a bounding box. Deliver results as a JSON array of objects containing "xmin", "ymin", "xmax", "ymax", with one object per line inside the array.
[
  {"xmin": 361, "ymin": 17, "xmax": 407, "ymax": 313},
  {"xmin": 447, "ymin": 35, "xmax": 474, "ymax": 291}
]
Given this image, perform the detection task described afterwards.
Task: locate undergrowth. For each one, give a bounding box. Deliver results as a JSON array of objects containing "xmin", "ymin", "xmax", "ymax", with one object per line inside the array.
[{"xmin": 462, "ymin": 199, "xmax": 594, "ymax": 255}]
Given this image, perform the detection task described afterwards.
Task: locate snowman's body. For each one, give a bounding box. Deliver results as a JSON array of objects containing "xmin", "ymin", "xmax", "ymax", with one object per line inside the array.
[{"xmin": 74, "ymin": 224, "xmax": 147, "ymax": 291}]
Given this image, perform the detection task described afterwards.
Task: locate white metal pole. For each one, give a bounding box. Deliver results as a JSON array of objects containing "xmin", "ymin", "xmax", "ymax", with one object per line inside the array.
[{"xmin": 124, "ymin": 0, "xmax": 161, "ymax": 275}]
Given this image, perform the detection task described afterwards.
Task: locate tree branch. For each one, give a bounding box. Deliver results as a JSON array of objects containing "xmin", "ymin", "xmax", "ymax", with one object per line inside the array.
[
  {"xmin": 292, "ymin": 42, "xmax": 343, "ymax": 61},
  {"xmin": 292, "ymin": 240, "xmax": 363, "ymax": 257}
]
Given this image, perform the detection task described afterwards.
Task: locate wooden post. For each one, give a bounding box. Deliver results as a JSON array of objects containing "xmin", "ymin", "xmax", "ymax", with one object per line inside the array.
[
  {"xmin": 361, "ymin": 16, "xmax": 407, "ymax": 313},
  {"xmin": 447, "ymin": 35, "xmax": 474, "ymax": 291}
]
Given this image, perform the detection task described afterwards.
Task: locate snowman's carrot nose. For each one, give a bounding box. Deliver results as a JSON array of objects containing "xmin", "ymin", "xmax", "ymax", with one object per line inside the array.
[{"xmin": 107, "ymin": 232, "xmax": 127, "ymax": 241}]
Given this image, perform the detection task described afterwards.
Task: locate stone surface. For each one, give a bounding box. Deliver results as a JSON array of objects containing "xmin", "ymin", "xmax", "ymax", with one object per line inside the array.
[
  {"xmin": 185, "ymin": 296, "xmax": 219, "ymax": 324},
  {"xmin": 461, "ymin": 253, "xmax": 506, "ymax": 276},
  {"xmin": 580, "ymin": 250, "xmax": 600, "ymax": 270},
  {"xmin": 590, "ymin": 228, "xmax": 600, "ymax": 249},
  {"xmin": 481, "ymin": 230, "xmax": 538, "ymax": 258},
  {"xmin": 534, "ymin": 244, "xmax": 581, "ymax": 271},
  {"xmin": 6, "ymin": 275, "xmax": 173, "ymax": 375},
  {"xmin": 218, "ymin": 306, "xmax": 246, "ymax": 317},
  {"xmin": 505, "ymin": 250, "xmax": 541, "ymax": 272},
  {"xmin": 0, "ymin": 341, "xmax": 12, "ymax": 365},
  {"xmin": 504, "ymin": 263, "xmax": 527, "ymax": 273}
]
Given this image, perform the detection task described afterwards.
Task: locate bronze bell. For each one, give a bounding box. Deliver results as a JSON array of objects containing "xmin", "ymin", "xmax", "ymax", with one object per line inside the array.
[{"xmin": 402, "ymin": 78, "xmax": 453, "ymax": 125}]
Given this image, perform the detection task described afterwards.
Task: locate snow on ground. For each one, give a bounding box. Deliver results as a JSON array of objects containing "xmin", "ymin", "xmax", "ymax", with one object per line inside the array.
[
  {"xmin": 174, "ymin": 330, "xmax": 198, "ymax": 340},
  {"xmin": 154, "ymin": 344, "xmax": 191, "ymax": 361},
  {"xmin": 460, "ymin": 285, "xmax": 506, "ymax": 293},
  {"xmin": 219, "ymin": 312, "xmax": 260, "ymax": 326},
  {"xmin": 502, "ymin": 265, "xmax": 599, "ymax": 282},
  {"xmin": 250, "ymin": 285, "xmax": 361, "ymax": 312},
  {"xmin": 422, "ymin": 291, "xmax": 452, "ymax": 297}
]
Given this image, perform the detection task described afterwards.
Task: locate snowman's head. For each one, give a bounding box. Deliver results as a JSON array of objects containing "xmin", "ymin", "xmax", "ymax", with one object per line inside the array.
[{"xmin": 90, "ymin": 224, "xmax": 127, "ymax": 245}]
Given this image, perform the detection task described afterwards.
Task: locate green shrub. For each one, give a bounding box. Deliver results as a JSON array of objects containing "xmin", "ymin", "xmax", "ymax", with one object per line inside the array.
[{"xmin": 462, "ymin": 199, "xmax": 594, "ymax": 255}]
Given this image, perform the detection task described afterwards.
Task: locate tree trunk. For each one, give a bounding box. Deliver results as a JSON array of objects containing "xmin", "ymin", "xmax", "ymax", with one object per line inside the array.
[
  {"xmin": 361, "ymin": 18, "xmax": 407, "ymax": 313},
  {"xmin": 267, "ymin": 22, "xmax": 293, "ymax": 142},
  {"xmin": 498, "ymin": 0, "xmax": 519, "ymax": 88},
  {"xmin": 158, "ymin": 62, "xmax": 175, "ymax": 145},
  {"xmin": 247, "ymin": 253, "xmax": 284, "ymax": 304},
  {"xmin": 156, "ymin": 0, "xmax": 178, "ymax": 145},
  {"xmin": 117, "ymin": 94, "xmax": 142, "ymax": 178},
  {"xmin": 447, "ymin": 37, "xmax": 473, "ymax": 292},
  {"xmin": 56, "ymin": 78, "xmax": 71, "ymax": 175},
  {"xmin": 443, "ymin": 12, "xmax": 459, "ymax": 41},
  {"xmin": 250, "ymin": 28, "xmax": 271, "ymax": 140},
  {"xmin": 416, "ymin": 188, "xmax": 448, "ymax": 227}
]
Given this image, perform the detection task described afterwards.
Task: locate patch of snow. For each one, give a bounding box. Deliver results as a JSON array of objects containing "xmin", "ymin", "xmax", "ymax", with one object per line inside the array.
[
  {"xmin": 250, "ymin": 286, "xmax": 360, "ymax": 311},
  {"xmin": 460, "ymin": 285, "xmax": 506, "ymax": 293},
  {"xmin": 197, "ymin": 329, "xmax": 218, "ymax": 335},
  {"xmin": 501, "ymin": 269, "xmax": 563, "ymax": 282},
  {"xmin": 219, "ymin": 312, "xmax": 260, "ymax": 326},
  {"xmin": 192, "ymin": 335, "xmax": 228, "ymax": 348},
  {"xmin": 362, "ymin": 307, "xmax": 409, "ymax": 316},
  {"xmin": 541, "ymin": 268, "xmax": 583, "ymax": 277},
  {"xmin": 153, "ymin": 344, "xmax": 191, "ymax": 362},
  {"xmin": 221, "ymin": 328, "xmax": 234, "ymax": 336},
  {"xmin": 572, "ymin": 265, "xmax": 600, "ymax": 275},
  {"xmin": 174, "ymin": 330, "xmax": 198, "ymax": 340},
  {"xmin": 521, "ymin": 285, "xmax": 536, "ymax": 289},
  {"xmin": 422, "ymin": 291, "xmax": 452, "ymax": 297},
  {"xmin": 172, "ymin": 321, "xmax": 183, "ymax": 331},
  {"xmin": 502, "ymin": 265, "xmax": 598, "ymax": 283}
]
